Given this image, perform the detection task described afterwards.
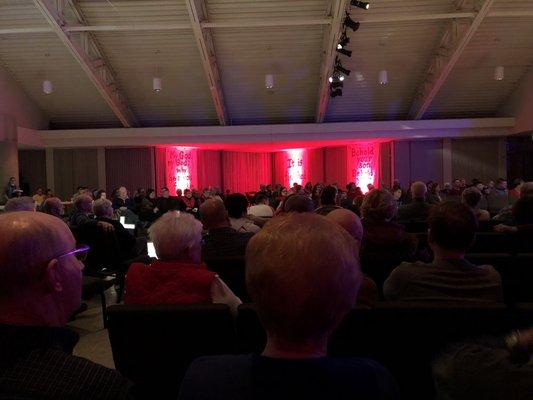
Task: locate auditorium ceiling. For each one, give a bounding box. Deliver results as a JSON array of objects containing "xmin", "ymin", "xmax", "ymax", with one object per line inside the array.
[{"xmin": 0, "ymin": 0, "xmax": 532, "ymax": 129}]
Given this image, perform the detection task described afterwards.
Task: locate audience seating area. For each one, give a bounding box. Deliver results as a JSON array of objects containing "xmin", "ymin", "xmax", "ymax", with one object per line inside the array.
[{"xmin": 107, "ymin": 302, "xmax": 533, "ymax": 399}]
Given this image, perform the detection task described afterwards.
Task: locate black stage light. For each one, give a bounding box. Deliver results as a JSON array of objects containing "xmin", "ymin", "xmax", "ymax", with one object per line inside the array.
[
  {"xmin": 344, "ymin": 14, "xmax": 360, "ymax": 31},
  {"xmin": 351, "ymin": 1, "xmax": 370, "ymax": 10},
  {"xmin": 338, "ymin": 32, "xmax": 350, "ymax": 48},
  {"xmin": 331, "ymin": 81, "xmax": 344, "ymax": 89},
  {"xmin": 335, "ymin": 60, "xmax": 351, "ymax": 76},
  {"xmin": 336, "ymin": 47, "xmax": 352, "ymax": 57},
  {"xmin": 330, "ymin": 88, "xmax": 343, "ymax": 97}
]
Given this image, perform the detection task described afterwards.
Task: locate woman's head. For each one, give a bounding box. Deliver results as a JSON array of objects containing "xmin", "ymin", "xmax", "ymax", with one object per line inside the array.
[{"xmin": 148, "ymin": 212, "xmax": 202, "ymax": 263}]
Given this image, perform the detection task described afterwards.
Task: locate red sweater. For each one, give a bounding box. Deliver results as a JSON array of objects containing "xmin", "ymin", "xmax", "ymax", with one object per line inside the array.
[{"xmin": 124, "ymin": 261, "xmax": 216, "ymax": 305}]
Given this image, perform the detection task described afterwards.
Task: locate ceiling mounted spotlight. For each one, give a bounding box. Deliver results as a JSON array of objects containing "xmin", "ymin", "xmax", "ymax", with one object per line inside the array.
[
  {"xmin": 42, "ymin": 80, "xmax": 53, "ymax": 95},
  {"xmin": 494, "ymin": 66, "xmax": 504, "ymax": 81},
  {"xmin": 344, "ymin": 14, "xmax": 360, "ymax": 32},
  {"xmin": 339, "ymin": 75, "xmax": 345, "ymax": 82},
  {"xmin": 265, "ymin": 74, "xmax": 274, "ymax": 89},
  {"xmin": 379, "ymin": 70, "xmax": 388, "ymax": 85},
  {"xmin": 330, "ymin": 88, "xmax": 343, "ymax": 97},
  {"xmin": 337, "ymin": 32, "xmax": 350, "ymax": 50},
  {"xmin": 351, "ymin": 1, "xmax": 370, "ymax": 10},
  {"xmin": 328, "ymin": 76, "xmax": 334, "ymax": 83},
  {"xmin": 334, "ymin": 59, "xmax": 351, "ymax": 76},
  {"xmin": 153, "ymin": 77, "xmax": 162, "ymax": 92},
  {"xmin": 336, "ymin": 47, "xmax": 352, "ymax": 57}
]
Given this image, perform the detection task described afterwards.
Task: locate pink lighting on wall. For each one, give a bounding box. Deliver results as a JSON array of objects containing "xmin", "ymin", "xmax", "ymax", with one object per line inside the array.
[
  {"xmin": 166, "ymin": 146, "xmax": 197, "ymax": 193},
  {"xmin": 286, "ymin": 149, "xmax": 306, "ymax": 186},
  {"xmin": 348, "ymin": 143, "xmax": 380, "ymax": 193}
]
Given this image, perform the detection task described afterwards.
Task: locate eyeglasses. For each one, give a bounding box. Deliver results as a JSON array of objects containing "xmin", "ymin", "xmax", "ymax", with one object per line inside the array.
[{"xmin": 57, "ymin": 244, "xmax": 90, "ymax": 262}]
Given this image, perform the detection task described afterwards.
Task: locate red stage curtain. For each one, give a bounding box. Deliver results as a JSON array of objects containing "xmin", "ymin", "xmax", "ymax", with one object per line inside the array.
[
  {"xmin": 308, "ymin": 148, "xmax": 325, "ymax": 184},
  {"xmin": 324, "ymin": 146, "xmax": 348, "ymax": 186},
  {"xmin": 222, "ymin": 151, "xmax": 272, "ymax": 193},
  {"xmin": 154, "ymin": 147, "xmax": 167, "ymax": 196},
  {"xmin": 348, "ymin": 142, "xmax": 380, "ymax": 192},
  {"xmin": 272, "ymin": 152, "xmax": 286, "ymax": 186},
  {"xmin": 197, "ymin": 150, "xmax": 222, "ymax": 190}
]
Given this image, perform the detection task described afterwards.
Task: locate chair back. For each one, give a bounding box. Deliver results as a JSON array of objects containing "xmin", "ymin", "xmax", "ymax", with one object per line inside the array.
[
  {"xmin": 71, "ymin": 224, "xmax": 122, "ymax": 274},
  {"xmin": 236, "ymin": 302, "xmax": 533, "ymax": 399},
  {"xmin": 204, "ymin": 256, "xmax": 250, "ymax": 302},
  {"xmin": 107, "ymin": 303, "xmax": 236, "ymax": 399}
]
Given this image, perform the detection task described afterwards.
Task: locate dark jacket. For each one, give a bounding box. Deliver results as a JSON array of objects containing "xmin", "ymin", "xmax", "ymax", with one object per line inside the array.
[
  {"xmin": 397, "ymin": 198, "xmax": 433, "ymax": 221},
  {"xmin": 201, "ymin": 227, "xmax": 254, "ymax": 260},
  {"xmin": 96, "ymin": 217, "xmax": 137, "ymax": 260}
]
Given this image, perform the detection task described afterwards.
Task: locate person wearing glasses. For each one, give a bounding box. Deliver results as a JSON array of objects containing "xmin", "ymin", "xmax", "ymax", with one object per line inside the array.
[{"xmin": 0, "ymin": 211, "xmax": 133, "ymax": 398}]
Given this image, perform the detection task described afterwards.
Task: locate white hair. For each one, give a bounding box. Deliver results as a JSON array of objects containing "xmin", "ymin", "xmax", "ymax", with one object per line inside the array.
[
  {"xmin": 148, "ymin": 211, "xmax": 202, "ymax": 261},
  {"xmin": 93, "ymin": 198, "xmax": 113, "ymax": 218}
]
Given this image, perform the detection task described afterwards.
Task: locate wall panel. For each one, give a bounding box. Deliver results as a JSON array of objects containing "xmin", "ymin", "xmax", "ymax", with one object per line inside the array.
[
  {"xmin": 18, "ymin": 149, "xmax": 46, "ymax": 194},
  {"xmin": 105, "ymin": 147, "xmax": 154, "ymax": 195},
  {"xmin": 451, "ymin": 138, "xmax": 506, "ymax": 182},
  {"xmin": 53, "ymin": 149, "xmax": 98, "ymax": 200}
]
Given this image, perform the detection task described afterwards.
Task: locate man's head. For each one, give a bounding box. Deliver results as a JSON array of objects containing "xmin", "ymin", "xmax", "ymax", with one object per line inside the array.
[
  {"xmin": 254, "ymin": 193, "xmax": 269, "ymax": 206},
  {"xmin": 184, "ymin": 189, "xmax": 192, "ymax": 199},
  {"xmin": 411, "ymin": 181, "xmax": 427, "ymax": 200},
  {"xmin": 35, "ymin": 188, "xmax": 43, "ymax": 196},
  {"xmin": 246, "ymin": 213, "xmax": 361, "ymax": 347},
  {"xmin": 320, "ymin": 185, "xmax": 337, "ymax": 206},
  {"xmin": 462, "ymin": 187, "xmax": 482, "ymax": 209},
  {"xmin": 0, "ymin": 212, "xmax": 83, "ymax": 326},
  {"xmin": 118, "ymin": 186, "xmax": 127, "ymax": 198},
  {"xmin": 42, "ymin": 197, "xmax": 64, "ymax": 218},
  {"xmin": 5, "ymin": 197, "xmax": 36, "ymax": 212},
  {"xmin": 148, "ymin": 211, "xmax": 202, "ymax": 263},
  {"xmin": 428, "ymin": 202, "xmax": 477, "ymax": 254},
  {"xmin": 200, "ymin": 198, "xmax": 230, "ymax": 230},
  {"xmin": 496, "ymin": 178, "xmax": 507, "ymax": 190},
  {"xmin": 284, "ymin": 194, "xmax": 314, "ymax": 213},
  {"xmin": 93, "ymin": 198, "xmax": 114, "ymax": 219},
  {"xmin": 224, "ymin": 193, "xmax": 248, "ymax": 219},
  {"xmin": 326, "ymin": 208, "xmax": 363, "ymax": 244},
  {"xmin": 176, "ymin": 188, "xmax": 183, "ymax": 197},
  {"xmin": 361, "ymin": 189, "xmax": 397, "ymax": 221},
  {"xmin": 73, "ymin": 194, "xmax": 93, "ymax": 214}
]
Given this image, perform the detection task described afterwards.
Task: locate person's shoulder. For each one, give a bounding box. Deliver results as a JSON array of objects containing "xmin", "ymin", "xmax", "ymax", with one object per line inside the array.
[
  {"xmin": 180, "ymin": 355, "xmax": 252, "ymax": 399},
  {"xmin": 17, "ymin": 349, "xmax": 132, "ymax": 399},
  {"xmin": 327, "ymin": 357, "xmax": 399, "ymax": 396}
]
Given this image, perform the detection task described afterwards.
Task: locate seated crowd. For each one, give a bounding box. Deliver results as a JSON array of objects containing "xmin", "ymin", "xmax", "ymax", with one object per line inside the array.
[{"xmin": 1, "ymin": 176, "xmax": 532, "ymax": 399}]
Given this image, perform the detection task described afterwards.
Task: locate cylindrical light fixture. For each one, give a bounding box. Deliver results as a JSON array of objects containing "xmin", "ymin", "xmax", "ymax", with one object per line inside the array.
[
  {"xmin": 153, "ymin": 77, "xmax": 162, "ymax": 92},
  {"xmin": 265, "ymin": 74, "xmax": 274, "ymax": 89},
  {"xmin": 379, "ymin": 70, "xmax": 388, "ymax": 85},
  {"xmin": 494, "ymin": 66, "xmax": 504, "ymax": 81},
  {"xmin": 43, "ymin": 80, "xmax": 53, "ymax": 95}
]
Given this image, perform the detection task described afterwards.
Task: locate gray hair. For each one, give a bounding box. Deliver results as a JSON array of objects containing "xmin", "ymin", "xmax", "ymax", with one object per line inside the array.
[
  {"xmin": 5, "ymin": 197, "xmax": 35, "ymax": 212},
  {"xmin": 148, "ymin": 211, "xmax": 202, "ymax": 262},
  {"xmin": 42, "ymin": 197, "xmax": 64, "ymax": 218},
  {"xmin": 93, "ymin": 198, "xmax": 114, "ymax": 218},
  {"xmin": 361, "ymin": 189, "xmax": 397, "ymax": 221}
]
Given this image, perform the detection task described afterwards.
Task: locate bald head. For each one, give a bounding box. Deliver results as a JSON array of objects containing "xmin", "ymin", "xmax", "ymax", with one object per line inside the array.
[
  {"xmin": 0, "ymin": 212, "xmax": 79, "ymax": 302},
  {"xmin": 200, "ymin": 198, "xmax": 230, "ymax": 229},
  {"xmin": 246, "ymin": 213, "xmax": 361, "ymax": 344},
  {"xmin": 284, "ymin": 194, "xmax": 314, "ymax": 213},
  {"xmin": 326, "ymin": 208, "xmax": 363, "ymax": 243},
  {"xmin": 411, "ymin": 181, "xmax": 427, "ymax": 199}
]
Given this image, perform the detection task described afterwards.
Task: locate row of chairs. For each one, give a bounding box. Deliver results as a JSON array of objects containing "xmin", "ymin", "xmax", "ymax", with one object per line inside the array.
[{"xmin": 107, "ymin": 302, "xmax": 533, "ymax": 399}]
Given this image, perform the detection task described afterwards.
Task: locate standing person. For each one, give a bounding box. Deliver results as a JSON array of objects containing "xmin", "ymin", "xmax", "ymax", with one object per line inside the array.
[
  {"xmin": 0, "ymin": 211, "xmax": 133, "ymax": 398},
  {"xmin": 487, "ymin": 179, "xmax": 509, "ymax": 215}
]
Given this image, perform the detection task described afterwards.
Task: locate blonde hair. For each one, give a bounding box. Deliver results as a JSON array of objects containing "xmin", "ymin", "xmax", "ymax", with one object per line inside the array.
[{"xmin": 246, "ymin": 213, "xmax": 361, "ymax": 343}]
